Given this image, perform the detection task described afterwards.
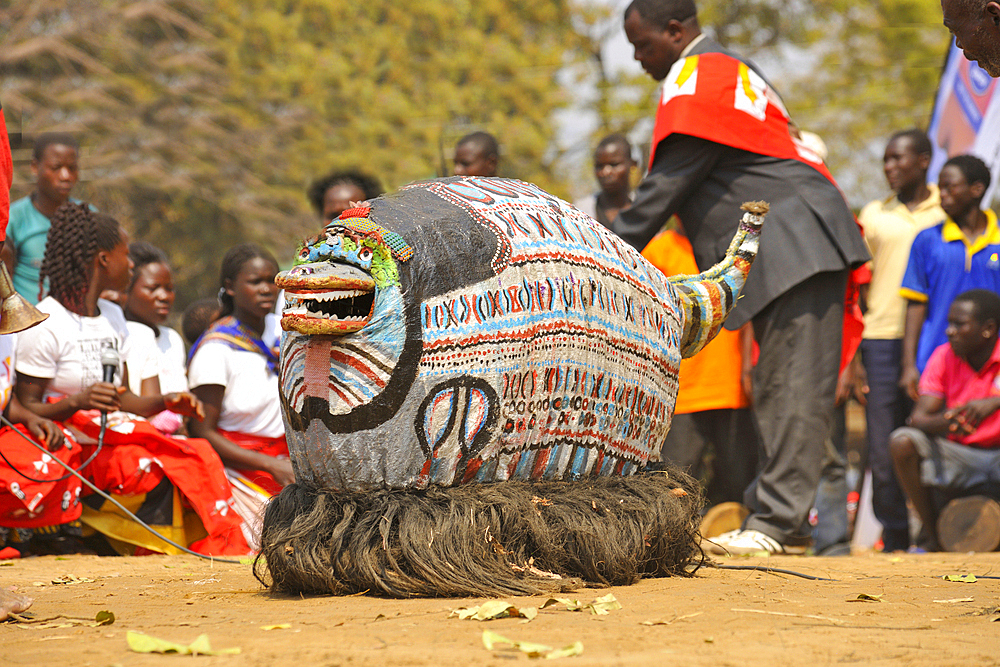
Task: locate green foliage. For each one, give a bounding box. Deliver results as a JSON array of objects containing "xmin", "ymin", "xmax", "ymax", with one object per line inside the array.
[{"xmin": 1, "ymin": 0, "xmax": 589, "ymax": 308}]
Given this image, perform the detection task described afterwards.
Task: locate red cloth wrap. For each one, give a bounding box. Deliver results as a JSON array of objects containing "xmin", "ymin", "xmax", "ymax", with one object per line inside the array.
[
  {"xmin": 0, "ymin": 106, "xmax": 13, "ymax": 242},
  {"xmin": 219, "ymin": 429, "xmax": 289, "ymax": 497},
  {"xmin": 650, "ymin": 52, "xmax": 838, "ymax": 186},
  {"xmin": 67, "ymin": 411, "xmax": 249, "ymax": 555},
  {"xmin": 0, "ymin": 424, "xmax": 84, "ymax": 528}
]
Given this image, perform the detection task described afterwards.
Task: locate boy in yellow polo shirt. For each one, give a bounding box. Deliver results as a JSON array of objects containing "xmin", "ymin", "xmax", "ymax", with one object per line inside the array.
[{"xmin": 856, "ymin": 129, "xmax": 944, "ymax": 552}]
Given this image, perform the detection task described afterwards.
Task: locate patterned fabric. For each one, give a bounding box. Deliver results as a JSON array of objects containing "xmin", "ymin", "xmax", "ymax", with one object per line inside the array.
[
  {"xmin": 335, "ymin": 216, "xmax": 414, "ymax": 262},
  {"xmin": 276, "ymin": 177, "xmax": 764, "ymax": 492},
  {"xmin": 189, "ymin": 315, "xmax": 279, "ymax": 375},
  {"xmin": 0, "ymin": 424, "xmax": 85, "ymax": 528},
  {"xmin": 641, "ymin": 229, "xmax": 748, "ymax": 414},
  {"xmin": 651, "ymin": 51, "xmax": 836, "ymax": 185},
  {"xmin": 67, "ymin": 411, "xmax": 250, "ymax": 556}
]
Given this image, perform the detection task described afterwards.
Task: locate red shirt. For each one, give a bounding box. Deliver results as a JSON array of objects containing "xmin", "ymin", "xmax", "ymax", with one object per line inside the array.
[{"xmin": 919, "ymin": 339, "xmax": 1000, "ymax": 448}]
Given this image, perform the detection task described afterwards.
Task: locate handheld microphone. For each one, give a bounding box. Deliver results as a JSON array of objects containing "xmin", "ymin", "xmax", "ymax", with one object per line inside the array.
[{"xmin": 100, "ymin": 347, "xmax": 120, "ymax": 429}]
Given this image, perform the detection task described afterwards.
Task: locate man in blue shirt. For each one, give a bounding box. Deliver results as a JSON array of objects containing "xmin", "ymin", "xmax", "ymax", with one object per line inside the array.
[
  {"xmin": 900, "ymin": 155, "xmax": 1000, "ymax": 400},
  {"xmin": 1, "ymin": 133, "xmax": 80, "ymax": 304}
]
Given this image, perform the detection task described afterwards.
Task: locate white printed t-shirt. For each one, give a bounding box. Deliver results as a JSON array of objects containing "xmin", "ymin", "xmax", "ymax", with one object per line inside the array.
[
  {"xmin": 187, "ymin": 342, "xmax": 284, "ymax": 438},
  {"xmin": 125, "ymin": 322, "xmax": 187, "ymax": 395},
  {"xmin": 15, "ymin": 297, "xmax": 153, "ymax": 400}
]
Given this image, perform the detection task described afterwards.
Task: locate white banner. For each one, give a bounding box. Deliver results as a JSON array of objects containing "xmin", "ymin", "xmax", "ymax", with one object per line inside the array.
[{"xmin": 927, "ymin": 40, "xmax": 1000, "ymax": 205}]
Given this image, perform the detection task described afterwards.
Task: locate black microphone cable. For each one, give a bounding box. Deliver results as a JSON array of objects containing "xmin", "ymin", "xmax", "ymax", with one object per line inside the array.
[{"xmin": 0, "ymin": 412, "xmax": 243, "ymax": 564}]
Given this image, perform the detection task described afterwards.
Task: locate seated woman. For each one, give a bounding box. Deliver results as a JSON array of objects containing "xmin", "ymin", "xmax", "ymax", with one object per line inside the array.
[
  {"xmin": 123, "ymin": 241, "xmax": 188, "ymax": 435},
  {"xmin": 13, "ymin": 203, "xmax": 249, "ymax": 556},
  {"xmin": 0, "ymin": 331, "xmax": 82, "ymax": 555},
  {"xmin": 188, "ymin": 244, "xmax": 291, "ymax": 543}
]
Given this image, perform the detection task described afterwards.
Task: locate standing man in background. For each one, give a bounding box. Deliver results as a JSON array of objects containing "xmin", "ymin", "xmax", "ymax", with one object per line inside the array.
[
  {"xmin": 575, "ymin": 133, "xmax": 637, "ymax": 228},
  {"xmin": 613, "ymin": 0, "xmax": 869, "ymax": 555},
  {"xmin": 856, "ymin": 129, "xmax": 944, "ymax": 551},
  {"xmin": 1, "ymin": 133, "xmax": 80, "ymax": 304},
  {"xmin": 452, "ymin": 132, "xmax": 499, "ymax": 178}
]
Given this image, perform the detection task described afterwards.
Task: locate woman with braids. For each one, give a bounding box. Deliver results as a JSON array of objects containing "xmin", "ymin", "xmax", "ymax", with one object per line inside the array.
[
  {"xmin": 188, "ymin": 244, "xmax": 290, "ymax": 543},
  {"xmin": 123, "ymin": 241, "xmax": 189, "ymax": 435},
  {"xmin": 12, "ymin": 203, "xmax": 250, "ymax": 556}
]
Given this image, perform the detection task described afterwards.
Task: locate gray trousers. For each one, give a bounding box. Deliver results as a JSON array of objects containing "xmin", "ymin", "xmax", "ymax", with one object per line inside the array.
[{"xmin": 743, "ymin": 270, "xmax": 847, "ymax": 546}]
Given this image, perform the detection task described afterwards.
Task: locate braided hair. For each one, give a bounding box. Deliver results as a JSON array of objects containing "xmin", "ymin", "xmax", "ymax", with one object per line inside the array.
[
  {"xmin": 40, "ymin": 202, "xmax": 122, "ymax": 314},
  {"xmin": 218, "ymin": 243, "xmax": 278, "ymax": 318}
]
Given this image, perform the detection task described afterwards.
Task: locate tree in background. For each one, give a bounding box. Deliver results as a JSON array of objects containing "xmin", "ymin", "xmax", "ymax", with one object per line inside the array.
[{"xmin": 0, "ymin": 0, "xmax": 590, "ymax": 309}]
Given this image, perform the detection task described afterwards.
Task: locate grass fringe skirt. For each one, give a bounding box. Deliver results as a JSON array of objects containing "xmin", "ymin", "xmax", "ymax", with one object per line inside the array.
[{"xmin": 254, "ymin": 470, "xmax": 705, "ymax": 598}]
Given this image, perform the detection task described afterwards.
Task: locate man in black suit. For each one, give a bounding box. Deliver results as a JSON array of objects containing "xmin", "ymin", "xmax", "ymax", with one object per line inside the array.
[{"xmin": 613, "ymin": 0, "xmax": 869, "ymax": 555}]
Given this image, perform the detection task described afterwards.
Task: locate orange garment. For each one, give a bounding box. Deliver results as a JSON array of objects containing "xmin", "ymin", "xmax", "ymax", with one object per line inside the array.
[{"xmin": 642, "ymin": 229, "xmax": 749, "ymax": 414}]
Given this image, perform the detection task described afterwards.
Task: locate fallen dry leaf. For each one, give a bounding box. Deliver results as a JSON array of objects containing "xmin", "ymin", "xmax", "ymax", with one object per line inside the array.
[
  {"xmin": 641, "ymin": 611, "xmax": 703, "ymax": 626},
  {"xmin": 50, "ymin": 575, "xmax": 94, "ymax": 585},
  {"xmin": 126, "ymin": 631, "xmax": 240, "ymax": 655},
  {"xmin": 451, "ymin": 601, "xmax": 538, "ymax": 622},
  {"xmin": 541, "ymin": 594, "xmax": 621, "ymax": 615},
  {"xmin": 482, "ymin": 629, "xmax": 583, "ymax": 659}
]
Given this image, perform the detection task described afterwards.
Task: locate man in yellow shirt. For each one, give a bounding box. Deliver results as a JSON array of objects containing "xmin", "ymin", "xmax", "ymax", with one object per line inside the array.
[{"xmin": 856, "ymin": 129, "xmax": 944, "ymax": 551}]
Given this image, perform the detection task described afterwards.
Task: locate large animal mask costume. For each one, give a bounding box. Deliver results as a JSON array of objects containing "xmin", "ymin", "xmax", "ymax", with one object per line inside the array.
[{"xmin": 257, "ymin": 177, "xmax": 766, "ymax": 597}]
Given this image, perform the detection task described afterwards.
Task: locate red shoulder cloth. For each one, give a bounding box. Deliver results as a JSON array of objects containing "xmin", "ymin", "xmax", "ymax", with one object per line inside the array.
[
  {"xmin": 650, "ymin": 52, "xmax": 836, "ymax": 186},
  {"xmin": 0, "ymin": 105, "xmax": 12, "ymax": 243}
]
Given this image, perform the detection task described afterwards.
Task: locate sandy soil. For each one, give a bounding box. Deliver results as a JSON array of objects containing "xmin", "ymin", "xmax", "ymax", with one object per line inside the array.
[{"xmin": 2, "ymin": 552, "xmax": 999, "ymax": 666}]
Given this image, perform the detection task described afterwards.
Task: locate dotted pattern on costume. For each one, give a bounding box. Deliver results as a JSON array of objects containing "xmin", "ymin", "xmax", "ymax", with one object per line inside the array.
[
  {"xmin": 280, "ymin": 177, "xmax": 763, "ymax": 492},
  {"xmin": 337, "ymin": 216, "xmax": 414, "ymax": 262}
]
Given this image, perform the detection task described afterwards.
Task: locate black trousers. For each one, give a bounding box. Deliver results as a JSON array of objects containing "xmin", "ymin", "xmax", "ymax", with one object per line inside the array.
[
  {"xmin": 859, "ymin": 338, "xmax": 912, "ymax": 551},
  {"xmin": 660, "ymin": 408, "xmax": 760, "ymax": 505},
  {"xmin": 743, "ymin": 270, "xmax": 847, "ymax": 546}
]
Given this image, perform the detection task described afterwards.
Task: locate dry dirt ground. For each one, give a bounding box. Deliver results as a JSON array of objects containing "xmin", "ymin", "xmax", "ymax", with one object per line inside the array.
[{"xmin": 2, "ymin": 552, "xmax": 999, "ymax": 666}]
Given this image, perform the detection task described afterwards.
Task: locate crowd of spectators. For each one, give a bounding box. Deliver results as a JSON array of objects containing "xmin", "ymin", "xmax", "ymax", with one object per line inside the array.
[{"xmin": 2, "ymin": 0, "xmax": 1000, "ymax": 559}]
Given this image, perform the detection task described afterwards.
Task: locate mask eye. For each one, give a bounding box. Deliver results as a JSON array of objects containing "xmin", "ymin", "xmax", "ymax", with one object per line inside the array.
[
  {"xmin": 297, "ymin": 246, "xmax": 311, "ymax": 261},
  {"xmin": 357, "ymin": 247, "xmax": 373, "ymax": 262}
]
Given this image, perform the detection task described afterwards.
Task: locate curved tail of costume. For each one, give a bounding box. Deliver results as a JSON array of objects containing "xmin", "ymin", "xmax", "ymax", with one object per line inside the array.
[{"xmin": 669, "ymin": 201, "xmax": 767, "ymax": 359}]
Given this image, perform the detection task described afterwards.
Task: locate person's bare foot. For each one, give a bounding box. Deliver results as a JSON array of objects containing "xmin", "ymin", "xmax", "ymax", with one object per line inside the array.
[{"xmin": 1, "ymin": 586, "xmax": 32, "ymax": 620}]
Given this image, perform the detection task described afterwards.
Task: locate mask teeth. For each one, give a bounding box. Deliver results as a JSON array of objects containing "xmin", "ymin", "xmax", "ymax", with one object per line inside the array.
[{"xmin": 283, "ymin": 306, "xmax": 366, "ymax": 323}]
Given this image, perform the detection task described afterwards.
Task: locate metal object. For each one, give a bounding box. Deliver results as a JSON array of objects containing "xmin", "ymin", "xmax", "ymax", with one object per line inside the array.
[{"xmin": 0, "ymin": 262, "xmax": 47, "ymax": 333}]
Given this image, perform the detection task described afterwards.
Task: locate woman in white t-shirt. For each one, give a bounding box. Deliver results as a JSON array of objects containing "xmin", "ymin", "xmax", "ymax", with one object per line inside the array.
[
  {"xmin": 123, "ymin": 241, "xmax": 189, "ymax": 434},
  {"xmin": 188, "ymin": 244, "xmax": 291, "ymax": 532},
  {"xmin": 13, "ymin": 203, "xmax": 250, "ymax": 556}
]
